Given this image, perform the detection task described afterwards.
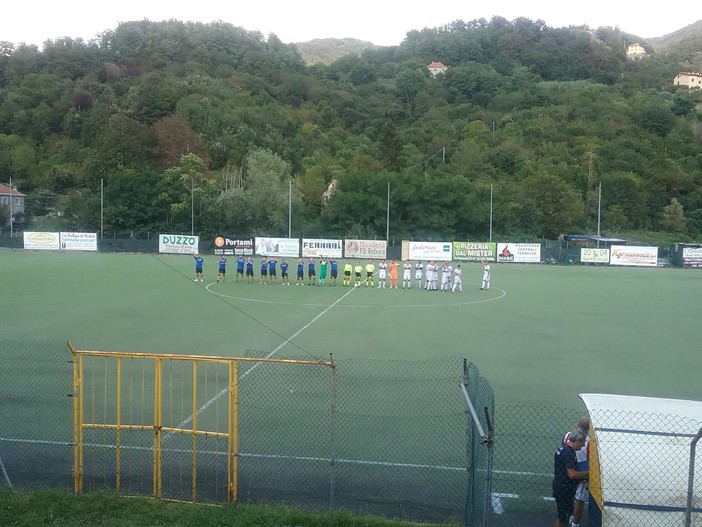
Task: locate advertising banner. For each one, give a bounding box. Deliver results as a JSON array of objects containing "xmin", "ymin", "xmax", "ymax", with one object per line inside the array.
[
  {"xmin": 496, "ymin": 243, "xmax": 541, "ymax": 263},
  {"xmin": 452, "ymin": 242, "xmax": 496, "ymax": 262},
  {"xmin": 407, "ymin": 241, "xmax": 452, "ymax": 261},
  {"xmin": 344, "ymin": 239, "xmax": 387, "ymax": 259},
  {"xmin": 682, "ymin": 247, "xmax": 702, "ymax": 268},
  {"xmin": 213, "ymin": 236, "xmax": 253, "ymax": 256},
  {"xmin": 301, "ymin": 238, "xmax": 343, "ymax": 258},
  {"xmin": 609, "ymin": 245, "xmax": 657, "ymax": 267},
  {"xmin": 580, "ymin": 248, "xmax": 610, "ymax": 264},
  {"xmin": 23, "ymin": 232, "xmax": 60, "ymax": 251},
  {"xmin": 255, "ymin": 237, "xmax": 300, "ymax": 257},
  {"xmin": 60, "ymin": 232, "xmax": 98, "ymax": 251},
  {"xmin": 159, "ymin": 234, "xmax": 199, "ymax": 255}
]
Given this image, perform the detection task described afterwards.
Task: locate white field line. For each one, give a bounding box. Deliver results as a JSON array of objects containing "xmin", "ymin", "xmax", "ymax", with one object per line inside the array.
[
  {"xmin": 0, "ymin": 436, "xmax": 550, "ymax": 476},
  {"xmin": 163, "ymin": 284, "xmax": 359, "ymax": 442}
]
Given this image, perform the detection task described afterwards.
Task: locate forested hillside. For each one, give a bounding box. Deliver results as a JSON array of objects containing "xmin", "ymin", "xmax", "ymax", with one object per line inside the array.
[{"xmin": 0, "ymin": 17, "xmax": 701, "ymax": 241}]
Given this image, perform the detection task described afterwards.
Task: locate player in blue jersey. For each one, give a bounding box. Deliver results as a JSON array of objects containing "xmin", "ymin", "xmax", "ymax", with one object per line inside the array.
[
  {"xmin": 216, "ymin": 256, "xmax": 227, "ymax": 283},
  {"xmin": 245, "ymin": 256, "xmax": 254, "ymax": 283},
  {"xmin": 194, "ymin": 254, "xmax": 204, "ymax": 282},
  {"xmin": 267, "ymin": 256, "xmax": 278, "ymax": 284},
  {"xmin": 259, "ymin": 258, "xmax": 268, "ymax": 284},
  {"xmin": 307, "ymin": 258, "xmax": 316, "ymax": 286},
  {"xmin": 296, "ymin": 258, "xmax": 305, "ymax": 286},
  {"xmin": 280, "ymin": 259, "xmax": 289, "ymax": 285},
  {"xmin": 329, "ymin": 258, "xmax": 338, "ymax": 286},
  {"xmin": 236, "ymin": 255, "xmax": 245, "ymax": 282}
]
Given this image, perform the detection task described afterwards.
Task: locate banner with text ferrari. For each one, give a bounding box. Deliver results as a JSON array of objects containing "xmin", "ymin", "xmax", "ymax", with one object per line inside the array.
[
  {"xmin": 609, "ymin": 245, "xmax": 657, "ymax": 267},
  {"xmin": 302, "ymin": 238, "xmax": 343, "ymax": 258}
]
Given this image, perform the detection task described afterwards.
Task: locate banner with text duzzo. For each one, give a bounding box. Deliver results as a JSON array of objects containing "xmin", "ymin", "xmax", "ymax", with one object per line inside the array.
[
  {"xmin": 344, "ymin": 239, "xmax": 387, "ymax": 259},
  {"xmin": 496, "ymin": 243, "xmax": 541, "ymax": 263},
  {"xmin": 213, "ymin": 236, "xmax": 253, "ymax": 256},
  {"xmin": 302, "ymin": 238, "xmax": 343, "ymax": 258},
  {"xmin": 255, "ymin": 237, "xmax": 300, "ymax": 257},
  {"xmin": 609, "ymin": 245, "xmax": 657, "ymax": 267},
  {"xmin": 580, "ymin": 247, "xmax": 610, "ymax": 264},
  {"xmin": 453, "ymin": 242, "xmax": 496, "ymax": 262},
  {"xmin": 159, "ymin": 234, "xmax": 199, "ymax": 255},
  {"xmin": 682, "ymin": 247, "xmax": 702, "ymax": 268},
  {"xmin": 23, "ymin": 232, "xmax": 60, "ymax": 250},
  {"xmin": 407, "ymin": 241, "xmax": 452, "ymax": 261},
  {"xmin": 60, "ymin": 232, "xmax": 97, "ymax": 251}
]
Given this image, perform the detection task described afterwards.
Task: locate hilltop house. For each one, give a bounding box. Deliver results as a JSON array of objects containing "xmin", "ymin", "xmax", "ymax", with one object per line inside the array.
[
  {"xmin": 626, "ymin": 43, "xmax": 647, "ymax": 60},
  {"xmin": 673, "ymin": 72, "xmax": 702, "ymax": 90},
  {"xmin": 427, "ymin": 61, "xmax": 448, "ymax": 77},
  {"xmin": 0, "ymin": 182, "xmax": 25, "ymax": 227}
]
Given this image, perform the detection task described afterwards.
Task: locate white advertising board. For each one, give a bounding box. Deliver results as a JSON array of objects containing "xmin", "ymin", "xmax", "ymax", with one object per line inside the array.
[
  {"xmin": 407, "ymin": 241, "xmax": 453, "ymax": 261},
  {"xmin": 301, "ymin": 238, "xmax": 343, "ymax": 258},
  {"xmin": 682, "ymin": 247, "xmax": 702, "ymax": 268},
  {"xmin": 580, "ymin": 247, "xmax": 610, "ymax": 264},
  {"xmin": 23, "ymin": 232, "xmax": 60, "ymax": 250},
  {"xmin": 60, "ymin": 232, "xmax": 98, "ymax": 251},
  {"xmin": 255, "ymin": 237, "xmax": 300, "ymax": 257},
  {"xmin": 496, "ymin": 243, "xmax": 541, "ymax": 263},
  {"xmin": 609, "ymin": 245, "xmax": 657, "ymax": 267},
  {"xmin": 159, "ymin": 234, "xmax": 199, "ymax": 254},
  {"xmin": 344, "ymin": 239, "xmax": 387, "ymax": 259}
]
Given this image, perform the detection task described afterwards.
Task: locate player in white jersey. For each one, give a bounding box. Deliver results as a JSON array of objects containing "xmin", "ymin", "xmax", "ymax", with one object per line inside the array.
[
  {"xmin": 402, "ymin": 261, "xmax": 412, "ymax": 288},
  {"xmin": 451, "ymin": 264, "xmax": 463, "ymax": 293},
  {"xmin": 428, "ymin": 261, "xmax": 439, "ymax": 291},
  {"xmin": 377, "ymin": 260, "xmax": 387, "ymax": 289},
  {"xmin": 481, "ymin": 260, "xmax": 491, "ymax": 290},
  {"xmin": 425, "ymin": 261, "xmax": 433, "ymax": 290},
  {"xmin": 414, "ymin": 261, "xmax": 423, "ymax": 289},
  {"xmin": 441, "ymin": 262, "xmax": 451, "ymax": 291}
]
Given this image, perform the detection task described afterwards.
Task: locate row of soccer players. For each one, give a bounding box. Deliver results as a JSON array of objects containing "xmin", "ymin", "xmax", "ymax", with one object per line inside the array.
[{"xmin": 195, "ymin": 255, "xmax": 491, "ymax": 291}]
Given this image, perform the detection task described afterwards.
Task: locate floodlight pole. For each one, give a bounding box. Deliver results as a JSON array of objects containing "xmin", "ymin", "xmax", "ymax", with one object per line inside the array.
[
  {"xmin": 288, "ymin": 179, "xmax": 292, "ymax": 238},
  {"xmin": 9, "ymin": 176, "xmax": 13, "ymax": 239},
  {"xmin": 596, "ymin": 182, "xmax": 602, "ymax": 248},
  {"xmin": 489, "ymin": 183, "xmax": 493, "ymax": 243},
  {"xmin": 191, "ymin": 177, "xmax": 194, "ymax": 236},
  {"xmin": 100, "ymin": 178, "xmax": 104, "ymax": 240},
  {"xmin": 386, "ymin": 181, "xmax": 390, "ymax": 243}
]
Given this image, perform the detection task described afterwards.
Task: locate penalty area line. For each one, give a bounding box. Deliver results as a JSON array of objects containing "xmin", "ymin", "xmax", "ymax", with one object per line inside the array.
[{"xmin": 163, "ymin": 284, "xmax": 359, "ymax": 442}]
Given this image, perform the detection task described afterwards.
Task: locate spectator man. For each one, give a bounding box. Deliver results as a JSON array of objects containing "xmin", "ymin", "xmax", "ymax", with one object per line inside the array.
[{"xmin": 553, "ymin": 429, "xmax": 588, "ymax": 527}]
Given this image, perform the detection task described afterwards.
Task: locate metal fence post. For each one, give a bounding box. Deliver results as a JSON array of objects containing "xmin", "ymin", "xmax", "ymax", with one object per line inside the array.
[{"xmin": 685, "ymin": 426, "xmax": 702, "ymax": 527}]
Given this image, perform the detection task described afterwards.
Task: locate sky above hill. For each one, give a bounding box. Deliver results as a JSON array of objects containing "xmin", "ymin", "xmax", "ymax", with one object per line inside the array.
[{"xmin": 2, "ymin": 0, "xmax": 699, "ymax": 48}]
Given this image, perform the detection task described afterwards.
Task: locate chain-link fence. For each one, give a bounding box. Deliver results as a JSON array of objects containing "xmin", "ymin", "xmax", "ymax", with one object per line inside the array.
[{"xmin": 2, "ymin": 340, "xmax": 700, "ymax": 526}]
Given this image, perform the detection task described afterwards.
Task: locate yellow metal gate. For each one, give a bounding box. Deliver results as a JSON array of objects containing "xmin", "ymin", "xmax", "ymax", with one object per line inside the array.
[{"xmin": 69, "ymin": 342, "xmax": 333, "ymax": 502}]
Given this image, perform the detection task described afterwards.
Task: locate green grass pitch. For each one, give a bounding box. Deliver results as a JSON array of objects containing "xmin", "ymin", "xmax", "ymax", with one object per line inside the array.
[{"xmin": 1, "ymin": 250, "xmax": 699, "ymax": 410}]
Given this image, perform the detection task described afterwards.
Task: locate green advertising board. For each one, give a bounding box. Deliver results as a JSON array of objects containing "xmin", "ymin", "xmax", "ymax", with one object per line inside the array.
[{"xmin": 452, "ymin": 242, "xmax": 496, "ymax": 261}]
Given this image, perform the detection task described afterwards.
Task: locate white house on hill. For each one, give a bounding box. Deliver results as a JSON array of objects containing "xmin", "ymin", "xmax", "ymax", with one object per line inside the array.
[
  {"xmin": 427, "ymin": 61, "xmax": 448, "ymax": 77},
  {"xmin": 673, "ymin": 72, "xmax": 702, "ymax": 90}
]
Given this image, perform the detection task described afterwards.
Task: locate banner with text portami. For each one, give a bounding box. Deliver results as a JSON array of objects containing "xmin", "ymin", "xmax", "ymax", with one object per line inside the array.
[
  {"xmin": 452, "ymin": 242, "xmax": 496, "ymax": 262},
  {"xmin": 609, "ymin": 245, "xmax": 657, "ymax": 267},
  {"xmin": 23, "ymin": 232, "xmax": 60, "ymax": 251},
  {"xmin": 496, "ymin": 243, "xmax": 541, "ymax": 263},
  {"xmin": 213, "ymin": 236, "xmax": 253, "ymax": 256},
  {"xmin": 344, "ymin": 239, "xmax": 387, "ymax": 259},
  {"xmin": 159, "ymin": 234, "xmax": 199, "ymax": 255},
  {"xmin": 254, "ymin": 237, "xmax": 300, "ymax": 258},
  {"xmin": 60, "ymin": 232, "xmax": 97, "ymax": 251},
  {"xmin": 301, "ymin": 238, "xmax": 343, "ymax": 258},
  {"xmin": 580, "ymin": 247, "xmax": 610, "ymax": 264},
  {"xmin": 404, "ymin": 241, "xmax": 453, "ymax": 261}
]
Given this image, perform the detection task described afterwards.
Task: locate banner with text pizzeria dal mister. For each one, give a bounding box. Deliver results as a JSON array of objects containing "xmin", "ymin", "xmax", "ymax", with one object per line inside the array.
[
  {"xmin": 159, "ymin": 234, "xmax": 199, "ymax": 255},
  {"xmin": 344, "ymin": 239, "xmax": 387, "ymax": 259},
  {"xmin": 609, "ymin": 245, "xmax": 657, "ymax": 267},
  {"xmin": 406, "ymin": 241, "xmax": 453, "ymax": 261},
  {"xmin": 452, "ymin": 242, "xmax": 496, "ymax": 262},
  {"xmin": 301, "ymin": 238, "xmax": 343, "ymax": 258},
  {"xmin": 496, "ymin": 243, "xmax": 541, "ymax": 263}
]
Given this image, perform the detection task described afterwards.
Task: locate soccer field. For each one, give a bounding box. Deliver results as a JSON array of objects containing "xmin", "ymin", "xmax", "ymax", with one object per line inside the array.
[{"xmin": 1, "ymin": 250, "xmax": 700, "ymax": 408}]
